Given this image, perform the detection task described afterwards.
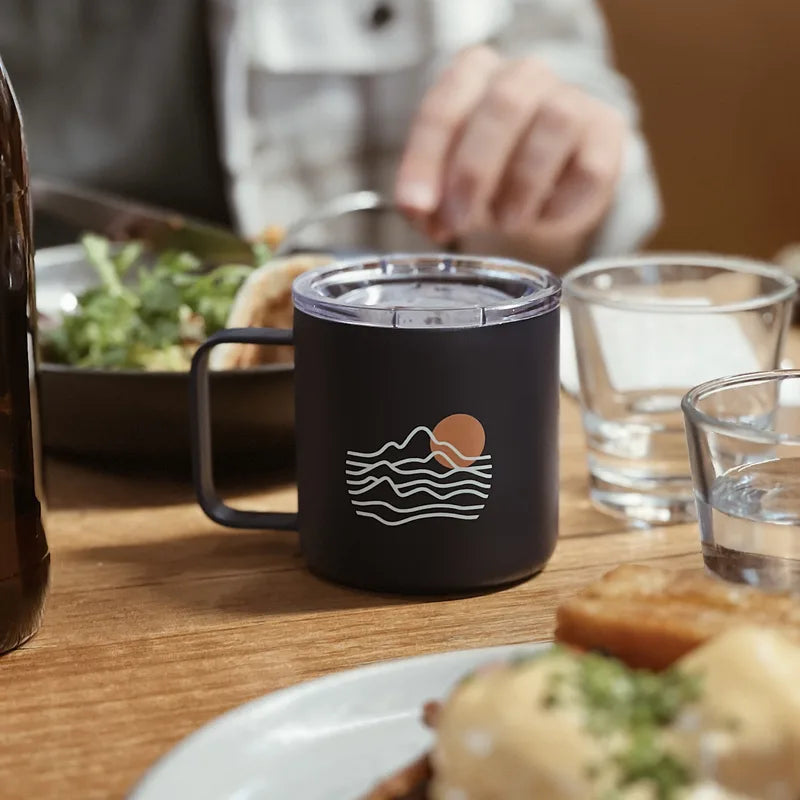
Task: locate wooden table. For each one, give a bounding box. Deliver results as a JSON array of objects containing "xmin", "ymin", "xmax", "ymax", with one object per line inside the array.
[{"xmin": 0, "ymin": 393, "xmax": 705, "ymax": 799}]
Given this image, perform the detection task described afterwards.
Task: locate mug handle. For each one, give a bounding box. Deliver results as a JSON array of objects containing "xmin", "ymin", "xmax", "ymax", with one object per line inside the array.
[{"xmin": 189, "ymin": 327, "xmax": 298, "ymax": 530}]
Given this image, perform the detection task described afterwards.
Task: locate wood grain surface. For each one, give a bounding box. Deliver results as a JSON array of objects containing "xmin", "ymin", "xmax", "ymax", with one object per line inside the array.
[{"xmin": 0, "ymin": 387, "xmax": 711, "ymax": 799}]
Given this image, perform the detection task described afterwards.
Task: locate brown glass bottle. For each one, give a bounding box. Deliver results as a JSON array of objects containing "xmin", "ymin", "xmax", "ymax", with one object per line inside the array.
[{"xmin": 0, "ymin": 57, "xmax": 49, "ymax": 653}]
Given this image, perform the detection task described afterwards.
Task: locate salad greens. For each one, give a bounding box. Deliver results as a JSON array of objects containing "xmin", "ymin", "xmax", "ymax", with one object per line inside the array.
[{"xmin": 42, "ymin": 234, "xmax": 266, "ymax": 371}]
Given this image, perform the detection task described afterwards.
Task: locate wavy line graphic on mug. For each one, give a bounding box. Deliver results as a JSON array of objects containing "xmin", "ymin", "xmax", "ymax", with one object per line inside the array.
[
  {"xmin": 354, "ymin": 510, "xmax": 480, "ymax": 527},
  {"xmin": 346, "ymin": 465, "xmax": 491, "ymax": 482},
  {"xmin": 347, "ymin": 476, "xmax": 489, "ymax": 500},
  {"xmin": 345, "ymin": 452, "xmax": 491, "ymax": 478},
  {"xmin": 352, "ymin": 500, "xmax": 485, "ymax": 513},
  {"xmin": 347, "ymin": 414, "xmax": 491, "ymax": 527},
  {"xmin": 347, "ymin": 474, "xmax": 491, "ymax": 490},
  {"xmin": 347, "ymin": 450, "xmax": 492, "ymax": 472},
  {"xmin": 347, "ymin": 425, "xmax": 491, "ymax": 462}
]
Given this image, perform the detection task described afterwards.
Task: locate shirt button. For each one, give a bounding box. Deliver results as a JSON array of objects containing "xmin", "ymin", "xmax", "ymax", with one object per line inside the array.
[{"xmin": 368, "ymin": 2, "xmax": 394, "ymax": 29}]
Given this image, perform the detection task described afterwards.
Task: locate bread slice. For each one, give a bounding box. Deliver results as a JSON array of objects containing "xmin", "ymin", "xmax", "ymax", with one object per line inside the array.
[
  {"xmin": 210, "ymin": 252, "xmax": 332, "ymax": 369},
  {"xmin": 555, "ymin": 564, "xmax": 800, "ymax": 670}
]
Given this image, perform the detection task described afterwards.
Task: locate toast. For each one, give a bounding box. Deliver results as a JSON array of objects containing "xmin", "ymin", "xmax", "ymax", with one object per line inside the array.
[{"xmin": 555, "ymin": 564, "xmax": 800, "ymax": 670}]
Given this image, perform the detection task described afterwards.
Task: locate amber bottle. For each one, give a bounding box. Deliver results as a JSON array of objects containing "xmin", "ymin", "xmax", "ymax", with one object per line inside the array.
[{"xmin": 0, "ymin": 56, "xmax": 49, "ymax": 653}]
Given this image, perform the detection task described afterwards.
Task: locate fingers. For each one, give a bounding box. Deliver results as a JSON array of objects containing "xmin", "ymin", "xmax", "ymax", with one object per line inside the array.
[
  {"xmin": 538, "ymin": 103, "xmax": 626, "ymax": 234},
  {"xmin": 437, "ymin": 58, "xmax": 557, "ymax": 235},
  {"xmin": 396, "ymin": 46, "xmax": 628, "ymax": 261},
  {"xmin": 395, "ymin": 46, "xmax": 502, "ymax": 219},
  {"xmin": 491, "ymin": 85, "xmax": 588, "ymax": 233}
]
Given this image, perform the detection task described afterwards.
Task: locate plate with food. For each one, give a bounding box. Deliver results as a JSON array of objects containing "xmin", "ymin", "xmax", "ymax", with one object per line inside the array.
[
  {"xmin": 32, "ymin": 183, "xmax": 423, "ymax": 469},
  {"xmin": 35, "ymin": 233, "xmax": 330, "ymax": 468},
  {"xmin": 130, "ymin": 565, "xmax": 800, "ymax": 800}
]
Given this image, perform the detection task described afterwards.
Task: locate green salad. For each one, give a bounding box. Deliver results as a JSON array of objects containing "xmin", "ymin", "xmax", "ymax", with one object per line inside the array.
[{"xmin": 42, "ymin": 234, "xmax": 266, "ymax": 371}]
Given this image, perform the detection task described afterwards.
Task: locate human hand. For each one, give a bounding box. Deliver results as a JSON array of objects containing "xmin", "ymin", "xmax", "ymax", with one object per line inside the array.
[{"xmin": 395, "ymin": 46, "xmax": 628, "ymax": 265}]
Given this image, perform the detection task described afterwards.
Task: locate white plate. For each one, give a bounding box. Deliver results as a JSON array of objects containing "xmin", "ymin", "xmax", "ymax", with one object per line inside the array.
[{"xmin": 130, "ymin": 642, "xmax": 548, "ymax": 800}]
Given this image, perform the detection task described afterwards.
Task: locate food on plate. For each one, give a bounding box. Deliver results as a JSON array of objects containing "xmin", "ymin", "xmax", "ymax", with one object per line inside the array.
[
  {"xmin": 40, "ymin": 234, "xmax": 328, "ymax": 371},
  {"xmin": 209, "ymin": 253, "xmax": 332, "ymax": 369},
  {"xmin": 254, "ymin": 223, "xmax": 287, "ymax": 253},
  {"xmin": 41, "ymin": 233, "xmax": 257, "ymax": 370},
  {"xmin": 366, "ymin": 566, "xmax": 800, "ymax": 800},
  {"xmin": 369, "ymin": 629, "xmax": 800, "ymax": 800},
  {"xmin": 555, "ymin": 564, "xmax": 800, "ymax": 670},
  {"xmin": 433, "ymin": 629, "xmax": 800, "ymax": 799}
]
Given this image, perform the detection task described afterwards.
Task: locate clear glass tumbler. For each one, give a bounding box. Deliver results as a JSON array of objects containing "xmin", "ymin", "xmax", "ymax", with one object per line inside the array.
[
  {"xmin": 564, "ymin": 255, "xmax": 796, "ymax": 525},
  {"xmin": 683, "ymin": 370, "xmax": 800, "ymax": 591}
]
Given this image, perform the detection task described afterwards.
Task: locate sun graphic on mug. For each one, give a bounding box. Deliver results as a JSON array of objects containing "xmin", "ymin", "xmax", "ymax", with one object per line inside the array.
[
  {"xmin": 345, "ymin": 414, "xmax": 492, "ymax": 527},
  {"xmin": 430, "ymin": 413, "xmax": 485, "ymax": 468}
]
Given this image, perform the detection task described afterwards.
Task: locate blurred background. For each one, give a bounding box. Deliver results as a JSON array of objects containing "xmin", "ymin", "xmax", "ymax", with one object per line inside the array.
[
  {"xmin": 6, "ymin": 0, "xmax": 799, "ymax": 260},
  {"xmin": 600, "ymin": 0, "xmax": 800, "ymax": 260}
]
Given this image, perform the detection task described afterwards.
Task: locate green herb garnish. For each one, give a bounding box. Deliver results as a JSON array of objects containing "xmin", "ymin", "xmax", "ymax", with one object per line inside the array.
[
  {"xmin": 42, "ymin": 233, "xmax": 262, "ymax": 370},
  {"xmin": 578, "ymin": 654, "xmax": 700, "ymax": 798},
  {"xmin": 538, "ymin": 649, "xmax": 702, "ymax": 799},
  {"xmin": 615, "ymin": 731, "xmax": 693, "ymax": 800},
  {"xmin": 576, "ymin": 652, "xmax": 702, "ymax": 734}
]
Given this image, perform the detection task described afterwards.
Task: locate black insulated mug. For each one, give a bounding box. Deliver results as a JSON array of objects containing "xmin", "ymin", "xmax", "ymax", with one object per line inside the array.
[{"xmin": 190, "ymin": 254, "xmax": 561, "ymax": 594}]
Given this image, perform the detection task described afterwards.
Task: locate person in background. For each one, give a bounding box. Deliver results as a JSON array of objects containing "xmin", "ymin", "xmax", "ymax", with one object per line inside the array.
[{"xmin": 0, "ymin": 0, "xmax": 661, "ymax": 271}]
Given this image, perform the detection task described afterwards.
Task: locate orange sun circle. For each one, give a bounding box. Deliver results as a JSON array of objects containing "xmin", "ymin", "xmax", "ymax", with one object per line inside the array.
[{"xmin": 430, "ymin": 414, "xmax": 485, "ymax": 469}]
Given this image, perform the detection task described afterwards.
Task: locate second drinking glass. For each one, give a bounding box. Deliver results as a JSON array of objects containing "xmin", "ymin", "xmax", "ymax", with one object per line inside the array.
[{"xmin": 564, "ymin": 254, "xmax": 796, "ymax": 525}]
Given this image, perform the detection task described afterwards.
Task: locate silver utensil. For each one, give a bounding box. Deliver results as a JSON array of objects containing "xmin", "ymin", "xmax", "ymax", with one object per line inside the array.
[{"xmin": 273, "ymin": 190, "xmax": 406, "ymax": 257}]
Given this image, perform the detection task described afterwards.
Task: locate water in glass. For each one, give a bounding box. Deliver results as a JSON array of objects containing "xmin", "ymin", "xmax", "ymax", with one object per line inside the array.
[{"xmin": 699, "ymin": 457, "xmax": 800, "ymax": 589}]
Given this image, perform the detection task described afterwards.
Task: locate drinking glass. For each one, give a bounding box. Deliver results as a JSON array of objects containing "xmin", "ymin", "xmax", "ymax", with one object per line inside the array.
[
  {"xmin": 564, "ymin": 255, "xmax": 796, "ymax": 525},
  {"xmin": 683, "ymin": 370, "xmax": 800, "ymax": 590}
]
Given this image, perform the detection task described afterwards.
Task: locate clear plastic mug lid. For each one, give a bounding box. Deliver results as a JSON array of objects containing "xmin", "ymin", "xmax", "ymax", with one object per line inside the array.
[{"xmin": 292, "ymin": 253, "xmax": 561, "ymax": 329}]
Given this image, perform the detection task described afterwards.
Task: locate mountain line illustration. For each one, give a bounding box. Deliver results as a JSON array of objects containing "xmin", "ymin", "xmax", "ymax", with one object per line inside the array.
[{"xmin": 346, "ymin": 414, "xmax": 491, "ymax": 527}]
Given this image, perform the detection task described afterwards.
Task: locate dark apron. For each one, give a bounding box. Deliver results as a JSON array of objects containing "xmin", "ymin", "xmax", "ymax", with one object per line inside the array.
[{"xmin": 0, "ymin": 0, "xmax": 230, "ymax": 244}]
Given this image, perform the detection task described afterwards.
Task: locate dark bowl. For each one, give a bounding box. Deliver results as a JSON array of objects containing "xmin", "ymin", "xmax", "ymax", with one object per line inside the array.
[
  {"xmin": 38, "ymin": 362, "xmax": 295, "ymax": 472},
  {"xmin": 35, "ymin": 244, "xmax": 295, "ymax": 473}
]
